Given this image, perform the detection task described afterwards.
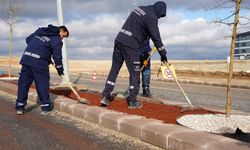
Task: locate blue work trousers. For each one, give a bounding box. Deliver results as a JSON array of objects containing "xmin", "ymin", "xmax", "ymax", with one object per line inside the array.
[
  {"xmin": 15, "ymin": 65, "xmax": 52, "ymax": 111},
  {"xmin": 140, "ymin": 58, "xmax": 151, "ymax": 90},
  {"xmin": 103, "ymin": 41, "xmax": 140, "ymax": 102}
]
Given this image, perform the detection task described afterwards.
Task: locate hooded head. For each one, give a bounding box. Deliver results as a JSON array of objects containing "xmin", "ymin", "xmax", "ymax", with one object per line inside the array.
[
  {"xmin": 153, "ymin": 1, "xmax": 167, "ymax": 18},
  {"xmin": 35, "ymin": 24, "xmax": 69, "ymax": 39},
  {"xmin": 35, "ymin": 24, "xmax": 60, "ymax": 37},
  {"xmin": 59, "ymin": 25, "xmax": 69, "ymax": 39}
]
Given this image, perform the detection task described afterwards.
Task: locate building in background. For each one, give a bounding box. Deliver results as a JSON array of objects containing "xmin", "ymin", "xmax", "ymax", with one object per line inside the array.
[{"xmin": 235, "ymin": 31, "xmax": 250, "ymax": 60}]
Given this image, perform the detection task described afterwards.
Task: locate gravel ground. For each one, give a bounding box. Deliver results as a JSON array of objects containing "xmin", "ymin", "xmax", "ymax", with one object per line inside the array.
[
  {"xmin": 177, "ymin": 114, "xmax": 250, "ymax": 134},
  {"xmin": 50, "ymin": 111, "xmax": 163, "ymax": 150}
]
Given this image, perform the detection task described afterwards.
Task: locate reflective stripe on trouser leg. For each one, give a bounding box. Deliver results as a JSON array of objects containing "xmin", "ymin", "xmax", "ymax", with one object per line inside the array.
[
  {"xmin": 15, "ymin": 65, "xmax": 34, "ymax": 110},
  {"xmin": 32, "ymin": 67, "xmax": 52, "ymax": 111},
  {"xmin": 123, "ymin": 46, "xmax": 140, "ymax": 102},
  {"xmin": 102, "ymin": 42, "xmax": 124, "ymax": 97}
]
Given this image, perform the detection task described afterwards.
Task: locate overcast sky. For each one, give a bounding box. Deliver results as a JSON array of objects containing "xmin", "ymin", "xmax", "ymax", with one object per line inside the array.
[{"xmin": 0, "ymin": 0, "xmax": 250, "ymax": 60}]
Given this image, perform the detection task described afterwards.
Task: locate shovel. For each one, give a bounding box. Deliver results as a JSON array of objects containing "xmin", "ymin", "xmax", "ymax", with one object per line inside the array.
[
  {"xmin": 60, "ymin": 75, "xmax": 90, "ymax": 104},
  {"xmin": 51, "ymin": 62, "xmax": 90, "ymax": 104}
]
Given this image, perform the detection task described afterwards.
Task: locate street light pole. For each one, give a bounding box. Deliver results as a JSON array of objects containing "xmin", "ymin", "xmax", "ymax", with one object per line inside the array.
[{"xmin": 56, "ymin": 0, "xmax": 70, "ymax": 83}]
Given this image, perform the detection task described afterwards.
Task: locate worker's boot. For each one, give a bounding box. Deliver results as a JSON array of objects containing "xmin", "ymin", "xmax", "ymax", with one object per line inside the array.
[
  {"xmin": 16, "ymin": 109, "xmax": 24, "ymax": 115},
  {"xmin": 142, "ymin": 88, "xmax": 152, "ymax": 98},
  {"xmin": 128, "ymin": 100, "xmax": 142, "ymax": 109},
  {"xmin": 41, "ymin": 110, "xmax": 52, "ymax": 115},
  {"xmin": 100, "ymin": 96, "xmax": 110, "ymax": 106}
]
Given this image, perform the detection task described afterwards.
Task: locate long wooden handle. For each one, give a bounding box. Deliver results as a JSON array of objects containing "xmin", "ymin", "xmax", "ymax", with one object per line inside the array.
[
  {"xmin": 141, "ymin": 47, "xmax": 157, "ymax": 71},
  {"xmin": 61, "ymin": 75, "xmax": 90, "ymax": 104},
  {"xmin": 68, "ymin": 83, "xmax": 82, "ymax": 100},
  {"xmin": 163, "ymin": 62, "xmax": 193, "ymax": 106},
  {"xmin": 60, "ymin": 75, "xmax": 79, "ymax": 98}
]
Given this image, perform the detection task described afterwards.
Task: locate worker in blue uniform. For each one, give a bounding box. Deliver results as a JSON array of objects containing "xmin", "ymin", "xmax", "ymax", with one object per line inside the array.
[
  {"xmin": 140, "ymin": 41, "xmax": 152, "ymax": 97},
  {"xmin": 15, "ymin": 24, "xmax": 69, "ymax": 115},
  {"xmin": 101, "ymin": 1, "xmax": 168, "ymax": 109}
]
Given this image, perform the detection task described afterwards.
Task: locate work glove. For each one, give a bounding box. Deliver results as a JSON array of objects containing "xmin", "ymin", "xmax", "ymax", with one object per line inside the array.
[
  {"xmin": 161, "ymin": 55, "xmax": 168, "ymax": 63},
  {"xmin": 143, "ymin": 60, "xmax": 149, "ymax": 67},
  {"xmin": 55, "ymin": 64, "xmax": 64, "ymax": 76},
  {"xmin": 158, "ymin": 48, "xmax": 168, "ymax": 63},
  {"xmin": 57, "ymin": 70, "xmax": 64, "ymax": 76},
  {"xmin": 56, "ymin": 67, "xmax": 64, "ymax": 76}
]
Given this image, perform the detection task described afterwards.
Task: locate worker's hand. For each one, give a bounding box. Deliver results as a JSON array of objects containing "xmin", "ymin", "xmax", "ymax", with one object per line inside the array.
[
  {"xmin": 143, "ymin": 60, "xmax": 148, "ymax": 67},
  {"xmin": 57, "ymin": 70, "xmax": 64, "ymax": 76},
  {"xmin": 161, "ymin": 55, "xmax": 168, "ymax": 63},
  {"xmin": 158, "ymin": 48, "xmax": 167, "ymax": 63}
]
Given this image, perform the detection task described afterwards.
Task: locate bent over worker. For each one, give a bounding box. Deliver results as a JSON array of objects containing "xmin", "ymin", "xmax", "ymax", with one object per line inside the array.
[
  {"xmin": 101, "ymin": 1, "xmax": 168, "ymax": 109},
  {"xmin": 15, "ymin": 24, "xmax": 69, "ymax": 115}
]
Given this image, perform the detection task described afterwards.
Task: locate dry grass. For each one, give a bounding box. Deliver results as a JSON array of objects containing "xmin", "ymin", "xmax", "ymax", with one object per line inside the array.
[
  {"xmin": 1, "ymin": 56, "xmax": 249, "ymax": 79},
  {"xmin": 68, "ymin": 59, "xmax": 250, "ymax": 79}
]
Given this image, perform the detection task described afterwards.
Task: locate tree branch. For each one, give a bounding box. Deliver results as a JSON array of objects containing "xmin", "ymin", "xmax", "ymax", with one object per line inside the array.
[
  {"xmin": 221, "ymin": 11, "xmax": 237, "ymax": 22},
  {"xmin": 204, "ymin": 0, "xmax": 233, "ymax": 10},
  {"xmin": 239, "ymin": 16, "xmax": 250, "ymax": 21},
  {"xmin": 212, "ymin": 20, "xmax": 234, "ymax": 26}
]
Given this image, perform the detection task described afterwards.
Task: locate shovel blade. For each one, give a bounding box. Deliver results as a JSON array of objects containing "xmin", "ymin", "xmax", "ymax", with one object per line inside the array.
[{"xmin": 78, "ymin": 98, "xmax": 90, "ymax": 105}]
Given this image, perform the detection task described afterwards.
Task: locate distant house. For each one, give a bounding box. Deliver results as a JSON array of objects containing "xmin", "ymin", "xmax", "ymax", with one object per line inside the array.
[{"xmin": 235, "ymin": 31, "xmax": 250, "ymax": 60}]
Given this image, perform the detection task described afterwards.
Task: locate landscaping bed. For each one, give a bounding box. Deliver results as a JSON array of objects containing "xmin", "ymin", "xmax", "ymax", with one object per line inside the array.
[{"xmin": 49, "ymin": 89, "xmax": 219, "ymax": 124}]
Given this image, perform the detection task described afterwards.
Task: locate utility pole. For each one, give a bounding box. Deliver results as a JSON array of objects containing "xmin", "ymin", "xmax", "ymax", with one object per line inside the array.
[
  {"xmin": 56, "ymin": 0, "xmax": 70, "ymax": 83},
  {"xmin": 226, "ymin": 0, "xmax": 241, "ymax": 117}
]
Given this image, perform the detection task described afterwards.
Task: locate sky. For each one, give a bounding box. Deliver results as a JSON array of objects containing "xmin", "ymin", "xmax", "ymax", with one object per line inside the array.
[{"xmin": 0, "ymin": 0, "xmax": 250, "ymax": 60}]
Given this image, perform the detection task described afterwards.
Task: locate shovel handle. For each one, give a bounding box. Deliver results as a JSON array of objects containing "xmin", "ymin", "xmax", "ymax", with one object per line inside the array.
[
  {"xmin": 163, "ymin": 61, "xmax": 193, "ymax": 106},
  {"xmin": 60, "ymin": 75, "xmax": 90, "ymax": 104},
  {"xmin": 141, "ymin": 47, "xmax": 157, "ymax": 71},
  {"xmin": 52, "ymin": 64, "xmax": 86, "ymax": 103}
]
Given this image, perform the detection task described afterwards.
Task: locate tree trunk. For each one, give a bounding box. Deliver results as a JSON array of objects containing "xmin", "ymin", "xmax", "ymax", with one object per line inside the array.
[
  {"xmin": 226, "ymin": 0, "xmax": 241, "ymax": 118},
  {"xmin": 8, "ymin": 16, "xmax": 13, "ymax": 78}
]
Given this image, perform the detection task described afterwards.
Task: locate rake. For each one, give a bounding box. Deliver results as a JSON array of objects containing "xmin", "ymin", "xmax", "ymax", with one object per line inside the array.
[{"xmin": 162, "ymin": 61, "xmax": 193, "ymax": 107}]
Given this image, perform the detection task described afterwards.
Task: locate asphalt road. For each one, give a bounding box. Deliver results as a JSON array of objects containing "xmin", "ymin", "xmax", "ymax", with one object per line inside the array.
[
  {"xmin": 1, "ymin": 66, "xmax": 250, "ymax": 113},
  {"xmin": 0, "ymin": 91, "xmax": 162, "ymax": 150}
]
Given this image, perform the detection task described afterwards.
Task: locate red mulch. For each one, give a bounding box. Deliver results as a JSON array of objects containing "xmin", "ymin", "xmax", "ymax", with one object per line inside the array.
[{"xmin": 49, "ymin": 89, "xmax": 220, "ymax": 124}]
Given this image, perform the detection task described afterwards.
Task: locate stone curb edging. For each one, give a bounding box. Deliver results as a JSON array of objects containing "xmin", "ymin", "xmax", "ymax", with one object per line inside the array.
[{"xmin": 1, "ymin": 81, "xmax": 250, "ymax": 150}]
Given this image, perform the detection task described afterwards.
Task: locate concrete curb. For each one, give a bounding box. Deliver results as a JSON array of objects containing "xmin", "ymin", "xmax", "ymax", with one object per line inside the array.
[{"xmin": 1, "ymin": 81, "xmax": 250, "ymax": 150}]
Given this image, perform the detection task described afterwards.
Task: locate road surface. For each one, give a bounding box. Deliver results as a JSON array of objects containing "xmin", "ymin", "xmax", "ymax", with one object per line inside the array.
[{"xmin": 0, "ymin": 91, "xmax": 162, "ymax": 150}]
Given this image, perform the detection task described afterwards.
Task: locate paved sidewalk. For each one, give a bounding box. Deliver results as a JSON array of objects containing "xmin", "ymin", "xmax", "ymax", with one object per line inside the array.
[{"xmin": 0, "ymin": 80, "xmax": 250, "ymax": 150}]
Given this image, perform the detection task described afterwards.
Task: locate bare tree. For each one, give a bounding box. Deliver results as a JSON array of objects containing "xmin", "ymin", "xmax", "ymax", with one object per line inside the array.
[
  {"xmin": 2, "ymin": 0, "xmax": 23, "ymax": 77},
  {"xmin": 225, "ymin": 0, "xmax": 241, "ymax": 118},
  {"xmin": 207, "ymin": 0, "xmax": 249, "ymax": 117}
]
